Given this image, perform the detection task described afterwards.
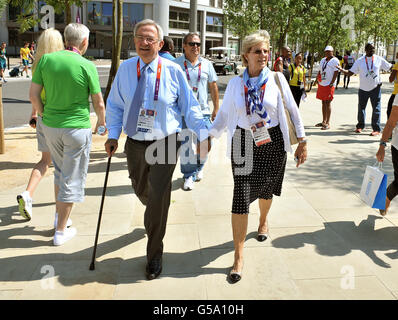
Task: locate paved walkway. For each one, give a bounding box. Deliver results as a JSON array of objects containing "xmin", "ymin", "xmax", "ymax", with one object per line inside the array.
[{"xmin": 1, "ymin": 74, "xmax": 398, "ymax": 300}]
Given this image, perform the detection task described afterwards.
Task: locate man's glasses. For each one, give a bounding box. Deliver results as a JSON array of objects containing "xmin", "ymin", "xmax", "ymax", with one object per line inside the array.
[
  {"xmin": 188, "ymin": 42, "xmax": 201, "ymax": 47},
  {"xmin": 135, "ymin": 35, "xmax": 159, "ymax": 44},
  {"xmin": 250, "ymin": 49, "xmax": 268, "ymax": 55}
]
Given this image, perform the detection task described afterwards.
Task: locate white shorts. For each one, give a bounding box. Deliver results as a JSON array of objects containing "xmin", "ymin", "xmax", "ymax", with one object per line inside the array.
[
  {"xmin": 41, "ymin": 123, "xmax": 92, "ymax": 203},
  {"xmin": 36, "ymin": 116, "xmax": 49, "ymax": 153}
]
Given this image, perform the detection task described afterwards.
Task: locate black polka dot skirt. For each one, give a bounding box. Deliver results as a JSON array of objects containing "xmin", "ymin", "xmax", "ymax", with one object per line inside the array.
[{"xmin": 231, "ymin": 125, "xmax": 287, "ymax": 214}]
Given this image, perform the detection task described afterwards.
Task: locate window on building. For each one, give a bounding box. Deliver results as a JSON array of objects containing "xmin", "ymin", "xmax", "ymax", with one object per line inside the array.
[
  {"xmin": 169, "ymin": 9, "xmax": 189, "ymax": 30},
  {"xmin": 210, "ymin": 0, "xmax": 216, "ymax": 7},
  {"xmin": 218, "ymin": 0, "xmax": 223, "ymax": 8},
  {"xmin": 101, "ymin": 2, "xmax": 112, "ymax": 26},
  {"xmin": 8, "ymin": 4, "xmax": 21, "ymax": 21},
  {"xmin": 123, "ymin": 3, "xmax": 145, "ymax": 29},
  {"xmin": 206, "ymin": 15, "xmax": 223, "ymax": 33},
  {"xmin": 89, "ymin": 32, "xmax": 96, "ymax": 48},
  {"xmin": 171, "ymin": 37, "xmax": 183, "ymax": 54},
  {"xmin": 88, "ymin": 1, "xmax": 113, "ymax": 26}
]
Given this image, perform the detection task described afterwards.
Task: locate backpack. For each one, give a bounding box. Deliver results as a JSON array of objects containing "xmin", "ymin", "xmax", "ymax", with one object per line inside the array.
[{"xmin": 9, "ymin": 66, "xmax": 20, "ymax": 77}]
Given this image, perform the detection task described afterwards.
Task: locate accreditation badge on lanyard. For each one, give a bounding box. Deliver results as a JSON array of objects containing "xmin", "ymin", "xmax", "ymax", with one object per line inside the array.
[
  {"xmin": 321, "ymin": 59, "xmax": 329, "ymax": 81},
  {"xmin": 244, "ymin": 82, "xmax": 271, "ymax": 147},
  {"xmin": 365, "ymin": 56, "xmax": 377, "ymax": 80},
  {"xmin": 184, "ymin": 60, "xmax": 201, "ymax": 100},
  {"xmin": 136, "ymin": 58, "xmax": 162, "ymax": 133}
]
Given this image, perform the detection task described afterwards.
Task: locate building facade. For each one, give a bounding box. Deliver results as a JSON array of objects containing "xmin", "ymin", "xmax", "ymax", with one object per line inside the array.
[{"xmin": 0, "ymin": 0, "xmax": 240, "ymax": 59}]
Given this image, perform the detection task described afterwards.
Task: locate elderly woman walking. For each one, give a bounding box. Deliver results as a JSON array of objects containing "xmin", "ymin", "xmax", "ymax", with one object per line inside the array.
[{"xmin": 210, "ymin": 31, "xmax": 307, "ymax": 283}]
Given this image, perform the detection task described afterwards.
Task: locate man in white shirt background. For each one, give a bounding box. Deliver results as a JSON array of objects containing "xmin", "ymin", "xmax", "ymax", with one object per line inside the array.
[
  {"xmin": 314, "ymin": 46, "xmax": 340, "ymax": 130},
  {"xmin": 339, "ymin": 43, "xmax": 392, "ymax": 136}
]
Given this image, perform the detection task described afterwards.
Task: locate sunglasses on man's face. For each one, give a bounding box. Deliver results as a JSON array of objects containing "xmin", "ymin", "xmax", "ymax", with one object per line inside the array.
[{"xmin": 188, "ymin": 42, "xmax": 201, "ymax": 47}]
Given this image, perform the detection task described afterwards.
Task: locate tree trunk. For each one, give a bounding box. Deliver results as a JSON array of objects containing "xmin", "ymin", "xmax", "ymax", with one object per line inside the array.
[
  {"xmin": 65, "ymin": 1, "xmax": 72, "ymax": 24},
  {"xmin": 104, "ymin": 0, "xmax": 123, "ymax": 104}
]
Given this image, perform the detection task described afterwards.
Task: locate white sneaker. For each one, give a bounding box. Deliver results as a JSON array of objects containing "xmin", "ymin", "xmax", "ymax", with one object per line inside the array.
[
  {"xmin": 196, "ymin": 170, "xmax": 203, "ymax": 182},
  {"xmin": 183, "ymin": 176, "xmax": 194, "ymax": 191},
  {"xmin": 53, "ymin": 227, "xmax": 77, "ymax": 246},
  {"xmin": 54, "ymin": 213, "xmax": 73, "ymax": 229},
  {"xmin": 17, "ymin": 191, "xmax": 32, "ymax": 220}
]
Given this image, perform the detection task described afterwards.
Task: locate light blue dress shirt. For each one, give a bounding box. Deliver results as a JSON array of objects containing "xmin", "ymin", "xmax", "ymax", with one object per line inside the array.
[
  {"xmin": 174, "ymin": 55, "xmax": 218, "ymax": 115},
  {"xmin": 106, "ymin": 55, "xmax": 209, "ymax": 141}
]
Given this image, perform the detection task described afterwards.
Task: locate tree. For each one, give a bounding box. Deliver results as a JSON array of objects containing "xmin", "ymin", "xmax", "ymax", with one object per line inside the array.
[
  {"xmin": 7, "ymin": 0, "xmax": 82, "ymax": 32},
  {"xmin": 0, "ymin": 0, "xmax": 7, "ymax": 15},
  {"xmin": 104, "ymin": 0, "xmax": 123, "ymax": 104}
]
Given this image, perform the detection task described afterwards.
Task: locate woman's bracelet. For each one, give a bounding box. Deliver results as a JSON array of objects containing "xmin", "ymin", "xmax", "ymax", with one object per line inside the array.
[{"xmin": 298, "ymin": 138, "xmax": 307, "ymax": 145}]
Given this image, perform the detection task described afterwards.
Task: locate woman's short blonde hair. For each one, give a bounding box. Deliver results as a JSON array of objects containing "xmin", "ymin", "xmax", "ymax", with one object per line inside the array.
[
  {"xmin": 241, "ymin": 30, "xmax": 270, "ymax": 67},
  {"xmin": 32, "ymin": 28, "xmax": 64, "ymax": 73}
]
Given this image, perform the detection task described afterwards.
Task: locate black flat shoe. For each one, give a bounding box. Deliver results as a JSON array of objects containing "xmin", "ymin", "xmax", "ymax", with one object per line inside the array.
[
  {"xmin": 229, "ymin": 270, "xmax": 242, "ymax": 283},
  {"xmin": 257, "ymin": 232, "xmax": 268, "ymax": 242},
  {"xmin": 146, "ymin": 258, "xmax": 162, "ymax": 280}
]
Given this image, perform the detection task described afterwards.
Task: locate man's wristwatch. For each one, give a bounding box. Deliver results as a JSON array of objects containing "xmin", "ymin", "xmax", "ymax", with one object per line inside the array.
[{"xmin": 380, "ymin": 140, "xmax": 387, "ymax": 147}]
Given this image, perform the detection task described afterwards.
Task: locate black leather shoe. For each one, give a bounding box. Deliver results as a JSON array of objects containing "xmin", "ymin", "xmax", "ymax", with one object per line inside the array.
[{"xmin": 146, "ymin": 258, "xmax": 162, "ymax": 280}]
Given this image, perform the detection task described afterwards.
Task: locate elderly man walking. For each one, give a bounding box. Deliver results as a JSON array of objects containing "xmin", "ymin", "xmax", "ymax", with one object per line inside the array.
[
  {"xmin": 174, "ymin": 32, "xmax": 219, "ymax": 190},
  {"xmin": 338, "ymin": 43, "xmax": 392, "ymax": 136},
  {"xmin": 105, "ymin": 19, "xmax": 211, "ymax": 280},
  {"xmin": 29, "ymin": 23, "xmax": 106, "ymax": 246}
]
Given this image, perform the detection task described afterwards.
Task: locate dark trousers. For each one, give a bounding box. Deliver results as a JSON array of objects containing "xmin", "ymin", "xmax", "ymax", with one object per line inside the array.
[
  {"xmin": 343, "ymin": 74, "xmax": 351, "ymax": 88},
  {"xmin": 388, "ymin": 146, "xmax": 398, "ymax": 201},
  {"xmin": 336, "ymin": 71, "xmax": 341, "ymax": 87},
  {"xmin": 356, "ymin": 85, "xmax": 382, "ymax": 132},
  {"xmin": 289, "ymin": 85, "xmax": 302, "ymax": 108},
  {"xmin": 124, "ymin": 134, "xmax": 181, "ymax": 263},
  {"xmin": 387, "ymin": 94, "xmax": 396, "ymax": 119}
]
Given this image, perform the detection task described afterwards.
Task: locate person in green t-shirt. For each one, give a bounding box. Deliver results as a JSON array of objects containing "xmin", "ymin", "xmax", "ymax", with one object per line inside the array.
[
  {"xmin": 29, "ymin": 23, "xmax": 106, "ymax": 246},
  {"xmin": 17, "ymin": 28, "xmax": 64, "ymax": 224}
]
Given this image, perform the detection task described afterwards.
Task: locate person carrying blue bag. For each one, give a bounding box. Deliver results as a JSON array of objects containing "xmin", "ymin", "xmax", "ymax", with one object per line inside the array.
[{"xmin": 376, "ymin": 94, "xmax": 398, "ymax": 215}]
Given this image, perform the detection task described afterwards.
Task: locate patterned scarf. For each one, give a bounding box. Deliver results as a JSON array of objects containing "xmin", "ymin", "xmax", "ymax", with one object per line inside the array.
[{"xmin": 243, "ymin": 67, "xmax": 270, "ymax": 123}]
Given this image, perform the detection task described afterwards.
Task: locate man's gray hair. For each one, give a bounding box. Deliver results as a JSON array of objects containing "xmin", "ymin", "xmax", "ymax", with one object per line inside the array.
[
  {"xmin": 134, "ymin": 19, "xmax": 164, "ymax": 41},
  {"xmin": 64, "ymin": 23, "xmax": 90, "ymax": 47},
  {"xmin": 183, "ymin": 32, "xmax": 200, "ymax": 44}
]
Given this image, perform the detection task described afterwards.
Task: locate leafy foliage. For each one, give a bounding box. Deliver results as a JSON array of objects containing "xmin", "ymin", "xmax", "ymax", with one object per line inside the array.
[{"xmin": 224, "ymin": 0, "xmax": 398, "ymax": 56}]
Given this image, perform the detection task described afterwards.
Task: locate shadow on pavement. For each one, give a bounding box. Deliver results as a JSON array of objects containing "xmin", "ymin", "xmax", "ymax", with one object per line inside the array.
[
  {"xmin": 0, "ymin": 215, "xmax": 397, "ymax": 287},
  {"xmin": 0, "ymin": 228, "xmax": 236, "ymax": 285},
  {"xmin": 272, "ymin": 215, "xmax": 398, "ymax": 269},
  {"xmin": 286, "ymin": 149, "xmax": 393, "ymax": 193}
]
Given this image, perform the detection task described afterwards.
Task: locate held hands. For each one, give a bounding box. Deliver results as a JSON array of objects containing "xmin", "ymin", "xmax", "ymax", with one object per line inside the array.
[
  {"xmin": 105, "ymin": 139, "xmax": 118, "ymax": 157},
  {"xmin": 376, "ymin": 146, "xmax": 385, "ymax": 163},
  {"xmin": 211, "ymin": 109, "xmax": 218, "ymax": 122},
  {"xmin": 196, "ymin": 137, "xmax": 212, "ymax": 160},
  {"xmin": 294, "ymin": 143, "xmax": 307, "ymax": 168}
]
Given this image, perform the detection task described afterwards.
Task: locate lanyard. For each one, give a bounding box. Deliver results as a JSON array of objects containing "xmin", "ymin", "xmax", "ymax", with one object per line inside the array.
[
  {"xmin": 244, "ymin": 80, "xmax": 267, "ymax": 116},
  {"xmin": 137, "ymin": 57, "xmax": 162, "ymax": 101},
  {"xmin": 183, "ymin": 60, "xmax": 201, "ymax": 83},
  {"xmin": 322, "ymin": 58, "xmax": 330, "ymax": 73},
  {"xmin": 66, "ymin": 47, "xmax": 81, "ymax": 54},
  {"xmin": 365, "ymin": 55, "xmax": 374, "ymax": 72}
]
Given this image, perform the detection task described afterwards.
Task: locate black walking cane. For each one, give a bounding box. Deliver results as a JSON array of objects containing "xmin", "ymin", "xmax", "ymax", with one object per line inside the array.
[{"xmin": 89, "ymin": 146, "xmax": 114, "ymax": 271}]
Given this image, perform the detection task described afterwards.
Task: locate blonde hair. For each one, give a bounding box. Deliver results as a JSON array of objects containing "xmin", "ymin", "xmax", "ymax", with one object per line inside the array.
[
  {"xmin": 32, "ymin": 28, "xmax": 64, "ymax": 73},
  {"xmin": 241, "ymin": 30, "xmax": 270, "ymax": 67}
]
